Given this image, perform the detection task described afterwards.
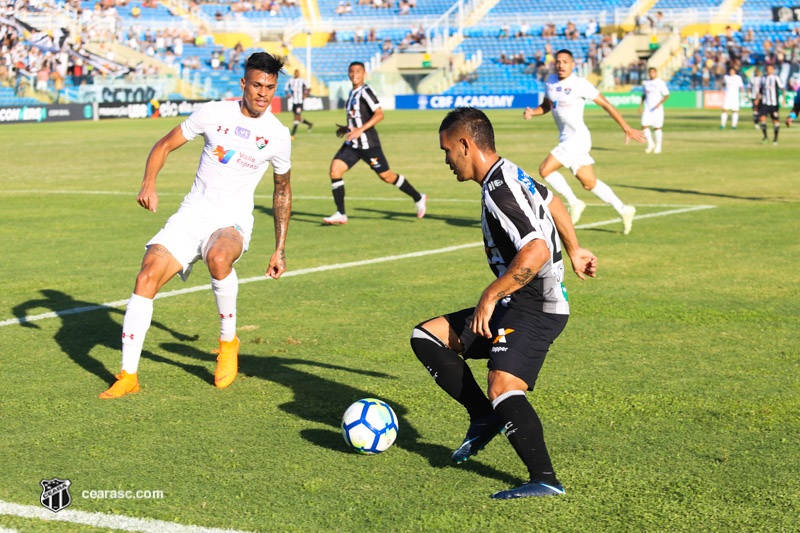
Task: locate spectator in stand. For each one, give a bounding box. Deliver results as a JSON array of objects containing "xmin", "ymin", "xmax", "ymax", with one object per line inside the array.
[
  {"xmin": 565, "ymin": 22, "xmax": 578, "ymax": 40},
  {"xmin": 367, "ymin": 28, "xmax": 376, "ymax": 42},
  {"xmin": 335, "ymin": 2, "xmax": 346, "ymax": 14}
]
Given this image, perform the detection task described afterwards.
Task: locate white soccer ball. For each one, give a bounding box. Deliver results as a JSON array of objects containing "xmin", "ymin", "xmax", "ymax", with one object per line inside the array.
[{"xmin": 341, "ymin": 398, "xmax": 399, "ymax": 454}]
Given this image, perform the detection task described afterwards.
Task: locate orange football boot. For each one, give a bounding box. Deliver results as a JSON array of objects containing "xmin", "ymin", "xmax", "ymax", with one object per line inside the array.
[
  {"xmin": 99, "ymin": 370, "xmax": 140, "ymax": 399},
  {"xmin": 213, "ymin": 336, "xmax": 240, "ymax": 389}
]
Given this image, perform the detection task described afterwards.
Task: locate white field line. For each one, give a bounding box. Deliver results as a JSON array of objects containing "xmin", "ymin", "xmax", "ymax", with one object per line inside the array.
[
  {"xmin": 0, "ymin": 500, "xmax": 254, "ymax": 533},
  {"xmin": 0, "ymin": 205, "xmax": 716, "ymax": 327},
  {"xmin": 1, "ymin": 190, "xmax": 706, "ymax": 207},
  {"xmin": 0, "ymin": 205, "xmax": 715, "ymax": 329}
]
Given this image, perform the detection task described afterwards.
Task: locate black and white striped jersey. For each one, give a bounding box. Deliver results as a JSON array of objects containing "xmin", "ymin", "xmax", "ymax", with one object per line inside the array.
[
  {"xmin": 760, "ymin": 74, "xmax": 784, "ymax": 106},
  {"xmin": 481, "ymin": 158, "xmax": 569, "ymax": 315},
  {"xmin": 749, "ymin": 75, "xmax": 764, "ymax": 101},
  {"xmin": 345, "ymin": 84, "xmax": 381, "ymax": 149},
  {"xmin": 285, "ymin": 77, "xmax": 309, "ymax": 105}
]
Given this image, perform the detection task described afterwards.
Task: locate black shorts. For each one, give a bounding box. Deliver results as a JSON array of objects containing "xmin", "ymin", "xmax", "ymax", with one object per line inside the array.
[
  {"xmin": 759, "ymin": 104, "xmax": 779, "ymax": 120},
  {"xmin": 292, "ymin": 103, "xmax": 303, "ymax": 115},
  {"xmin": 334, "ymin": 143, "xmax": 389, "ymax": 174},
  {"xmin": 444, "ymin": 306, "xmax": 568, "ymax": 390}
]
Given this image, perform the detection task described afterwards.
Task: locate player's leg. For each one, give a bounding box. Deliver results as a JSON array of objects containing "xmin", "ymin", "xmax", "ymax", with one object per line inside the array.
[
  {"xmin": 324, "ymin": 147, "xmax": 354, "ymax": 224},
  {"xmin": 291, "ymin": 113, "xmax": 300, "ymax": 137},
  {"xmin": 643, "ymin": 125, "xmax": 655, "ymax": 152},
  {"xmin": 539, "ymin": 153, "xmax": 584, "ymax": 224},
  {"xmin": 731, "ymin": 107, "xmax": 739, "ymax": 129},
  {"xmin": 575, "ymin": 164, "xmax": 636, "ymax": 234},
  {"xmin": 410, "ymin": 312, "xmax": 502, "ymax": 462},
  {"xmin": 654, "ymin": 127, "xmax": 663, "ymax": 154},
  {"xmin": 759, "ymin": 109, "xmax": 768, "ymax": 141},
  {"xmin": 100, "ymin": 245, "xmax": 182, "ymax": 399},
  {"xmin": 485, "ymin": 311, "xmax": 569, "ymax": 499},
  {"xmin": 721, "ymin": 109, "xmax": 728, "ymax": 129},
  {"xmin": 366, "ymin": 147, "xmax": 426, "ymax": 218},
  {"xmin": 771, "ymin": 110, "xmax": 780, "ymax": 144},
  {"xmin": 204, "ymin": 226, "xmax": 245, "ymax": 389}
]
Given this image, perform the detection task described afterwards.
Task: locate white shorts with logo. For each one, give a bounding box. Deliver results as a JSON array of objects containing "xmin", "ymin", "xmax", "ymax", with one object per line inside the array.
[
  {"xmin": 146, "ymin": 208, "xmax": 250, "ymax": 281},
  {"xmin": 551, "ymin": 136, "xmax": 594, "ymax": 175},
  {"xmin": 641, "ymin": 106, "xmax": 665, "ymax": 128},
  {"xmin": 723, "ymin": 94, "xmax": 740, "ymax": 111}
]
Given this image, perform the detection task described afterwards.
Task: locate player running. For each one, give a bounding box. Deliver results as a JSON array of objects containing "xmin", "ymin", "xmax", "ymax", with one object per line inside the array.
[
  {"xmin": 639, "ymin": 67, "xmax": 670, "ymax": 153},
  {"xmin": 285, "ymin": 69, "xmax": 313, "ymax": 140},
  {"xmin": 720, "ymin": 67, "xmax": 744, "ymax": 130},
  {"xmin": 523, "ymin": 49, "xmax": 644, "ymax": 234},
  {"xmin": 323, "ymin": 61, "xmax": 426, "ymax": 225},
  {"xmin": 100, "ymin": 53, "xmax": 292, "ymax": 399},
  {"xmin": 411, "ymin": 107, "xmax": 597, "ymax": 499}
]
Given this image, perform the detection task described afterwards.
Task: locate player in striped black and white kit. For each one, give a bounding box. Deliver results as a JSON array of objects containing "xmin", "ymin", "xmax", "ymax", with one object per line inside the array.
[
  {"xmin": 285, "ymin": 69, "xmax": 313, "ymax": 139},
  {"xmin": 748, "ymin": 67, "xmax": 764, "ymax": 129},
  {"xmin": 758, "ymin": 64, "xmax": 784, "ymax": 145},
  {"xmin": 411, "ymin": 107, "xmax": 597, "ymax": 500},
  {"xmin": 323, "ymin": 61, "xmax": 426, "ymax": 224}
]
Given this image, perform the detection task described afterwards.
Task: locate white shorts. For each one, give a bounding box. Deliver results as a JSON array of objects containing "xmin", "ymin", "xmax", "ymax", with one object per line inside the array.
[
  {"xmin": 641, "ymin": 107, "xmax": 664, "ymax": 128},
  {"xmin": 723, "ymin": 95, "xmax": 740, "ymax": 111},
  {"xmin": 551, "ymin": 138, "xmax": 594, "ymax": 175},
  {"xmin": 146, "ymin": 209, "xmax": 250, "ymax": 281}
]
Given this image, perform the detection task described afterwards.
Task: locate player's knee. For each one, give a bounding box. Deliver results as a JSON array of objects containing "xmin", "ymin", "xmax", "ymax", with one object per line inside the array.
[
  {"xmin": 538, "ymin": 163, "xmax": 548, "ymax": 178},
  {"xmin": 206, "ymin": 252, "xmax": 233, "ymax": 279},
  {"xmin": 134, "ymin": 269, "xmax": 160, "ymax": 296},
  {"xmin": 581, "ymin": 177, "xmax": 596, "ymax": 190}
]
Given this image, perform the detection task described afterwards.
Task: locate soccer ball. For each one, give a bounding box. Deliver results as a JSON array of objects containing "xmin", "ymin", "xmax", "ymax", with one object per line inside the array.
[{"xmin": 341, "ymin": 398, "xmax": 399, "ymax": 454}]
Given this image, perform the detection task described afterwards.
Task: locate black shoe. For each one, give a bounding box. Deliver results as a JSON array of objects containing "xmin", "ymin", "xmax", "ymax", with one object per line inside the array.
[
  {"xmin": 451, "ymin": 413, "xmax": 504, "ymax": 464},
  {"xmin": 490, "ymin": 479, "xmax": 565, "ymax": 499}
]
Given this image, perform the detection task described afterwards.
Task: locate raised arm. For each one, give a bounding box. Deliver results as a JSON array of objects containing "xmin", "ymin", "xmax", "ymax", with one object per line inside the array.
[
  {"xmin": 471, "ymin": 239, "xmax": 550, "ymax": 338},
  {"xmin": 138, "ymin": 125, "xmax": 189, "ymax": 213},
  {"xmin": 523, "ymin": 98, "xmax": 552, "ymax": 120},
  {"xmin": 593, "ymin": 93, "xmax": 646, "ymax": 144},
  {"xmin": 546, "ymin": 195, "xmax": 597, "ymax": 280},
  {"xmin": 266, "ymin": 169, "xmax": 292, "ymax": 279}
]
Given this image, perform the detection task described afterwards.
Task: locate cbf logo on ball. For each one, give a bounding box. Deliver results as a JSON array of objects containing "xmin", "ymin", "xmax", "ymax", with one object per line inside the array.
[{"xmin": 40, "ymin": 478, "xmax": 72, "ymax": 513}]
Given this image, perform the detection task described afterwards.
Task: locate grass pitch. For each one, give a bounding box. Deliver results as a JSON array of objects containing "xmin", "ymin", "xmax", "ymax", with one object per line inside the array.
[{"xmin": 0, "ymin": 108, "xmax": 798, "ymax": 532}]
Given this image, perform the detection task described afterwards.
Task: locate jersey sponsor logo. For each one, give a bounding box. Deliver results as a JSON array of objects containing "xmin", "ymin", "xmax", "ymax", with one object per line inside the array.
[
  {"xmin": 493, "ymin": 328, "xmax": 514, "ymax": 344},
  {"xmin": 234, "ymin": 126, "xmax": 250, "ymax": 139},
  {"xmin": 213, "ymin": 145, "xmax": 236, "ymax": 164},
  {"xmin": 556, "ymin": 86, "xmax": 562, "ymax": 92},
  {"xmin": 255, "ymin": 136, "xmax": 268, "ymax": 150},
  {"xmin": 487, "ymin": 178, "xmax": 504, "ymax": 192},
  {"xmin": 491, "ymin": 346, "xmax": 509, "ymax": 352},
  {"xmin": 216, "ymin": 126, "xmax": 229, "ymax": 134},
  {"xmin": 515, "ymin": 167, "xmax": 539, "ymax": 196},
  {"xmin": 370, "ymin": 157, "xmax": 380, "ymax": 168}
]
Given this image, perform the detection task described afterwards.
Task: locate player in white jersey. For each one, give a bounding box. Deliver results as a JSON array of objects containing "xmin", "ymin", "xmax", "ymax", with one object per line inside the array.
[
  {"xmin": 523, "ymin": 49, "xmax": 644, "ymax": 234},
  {"xmin": 100, "ymin": 53, "xmax": 293, "ymax": 399},
  {"xmin": 720, "ymin": 67, "xmax": 744, "ymax": 130},
  {"xmin": 639, "ymin": 68, "xmax": 670, "ymax": 153}
]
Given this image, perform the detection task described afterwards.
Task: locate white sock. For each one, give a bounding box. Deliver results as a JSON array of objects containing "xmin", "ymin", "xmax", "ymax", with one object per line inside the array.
[
  {"xmin": 655, "ymin": 129, "xmax": 663, "ymax": 150},
  {"xmin": 212, "ymin": 268, "xmax": 238, "ymax": 342},
  {"xmin": 544, "ymin": 171, "xmax": 580, "ymax": 205},
  {"xmin": 644, "ymin": 128, "xmax": 654, "ymax": 147},
  {"xmin": 731, "ymin": 112, "xmax": 738, "ymax": 128},
  {"xmin": 394, "ymin": 174, "xmax": 405, "ymax": 188},
  {"xmin": 590, "ymin": 179, "xmax": 625, "ymax": 215},
  {"xmin": 121, "ymin": 293, "xmax": 153, "ymax": 374},
  {"xmin": 721, "ymin": 112, "xmax": 727, "ymax": 127}
]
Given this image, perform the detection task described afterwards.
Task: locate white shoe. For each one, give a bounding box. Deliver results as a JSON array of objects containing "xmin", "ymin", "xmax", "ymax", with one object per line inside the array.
[
  {"xmin": 415, "ymin": 193, "xmax": 427, "ymax": 218},
  {"xmin": 569, "ymin": 200, "xmax": 586, "ymax": 225},
  {"xmin": 621, "ymin": 205, "xmax": 636, "ymax": 235},
  {"xmin": 645, "ymin": 144, "xmax": 655, "ymax": 154},
  {"xmin": 323, "ymin": 211, "xmax": 348, "ymax": 224},
  {"xmin": 654, "ymin": 146, "xmax": 662, "ymax": 154}
]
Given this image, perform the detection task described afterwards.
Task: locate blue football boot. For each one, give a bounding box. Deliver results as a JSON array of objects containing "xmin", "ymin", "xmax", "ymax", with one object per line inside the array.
[
  {"xmin": 451, "ymin": 413, "xmax": 505, "ymax": 464},
  {"xmin": 490, "ymin": 480, "xmax": 565, "ymax": 500}
]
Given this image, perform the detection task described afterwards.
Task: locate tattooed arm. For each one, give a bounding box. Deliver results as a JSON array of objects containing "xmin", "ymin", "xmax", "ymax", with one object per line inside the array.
[
  {"xmin": 266, "ymin": 169, "xmax": 291, "ymax": 279},
  {"xmin": 470, "ymin": 239, "xmax": 550, "ymax": 339}
]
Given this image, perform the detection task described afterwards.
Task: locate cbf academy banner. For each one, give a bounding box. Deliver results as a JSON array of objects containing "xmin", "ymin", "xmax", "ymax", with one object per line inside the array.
[{"xmin": 396, "ymin": 93, "xmax": 538, "ymax": 110}]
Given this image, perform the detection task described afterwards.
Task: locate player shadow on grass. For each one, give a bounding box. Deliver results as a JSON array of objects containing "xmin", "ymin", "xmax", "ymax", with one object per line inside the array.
[
  {"xmin": 157, "ymin": 341, "xmax": 523, "ymax": 486},
  {"xmin": 254, "ymin": 205, "xmax": 336, "ymax": 226},
  {"xmin": 354, "ymin": 207, "xmax": 480, "ymax": 228},
  {"xmin": 12, "ymin": 289, "xmax": 198, "ymax": 385},
  {"xmin": 616, "ymin": 184, "xmax": 788, "ymax": 202}
]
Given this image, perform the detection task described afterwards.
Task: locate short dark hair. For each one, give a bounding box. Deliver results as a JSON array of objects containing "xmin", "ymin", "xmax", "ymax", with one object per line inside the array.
[
  {"xmin": 439, "ymin": 107, "xmax": 496, "ymax": 152},
  {"xmin": 244, "ymin": 52, "xmax": 284, "ymax": 76},
  {"xmin": 349, "ymin": 61, "xmax": 366, "ymax": 70},
  {"xmin": 555, "ymin": 49, "xmax": 573, "ymax": 59}
]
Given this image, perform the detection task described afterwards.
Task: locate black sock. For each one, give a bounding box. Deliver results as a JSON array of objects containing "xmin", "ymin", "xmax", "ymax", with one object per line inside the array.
[
  {"xmin": 411, "ymin": 326, "xmax": 493, "ymax": 419},
  {"xmin": 303, "ymin": 119, "xmax": 312, "ymax": 126},
  {"xmin": 760, "ymin": 123, "xmax": 767, "ymax": 139},
  {"xmin": 331, "ymin": 179, "xmax": 345, "ymax": 214},
  {"xmin": 291, "ymin": 122, "xmax": 299, "ymax": 136},
  {"xmin": 493, "ymin": 391, "xmax": 558, "ymax": 485},
  {"xmin": 394, "ymin": 174, "xmax": 422, "ymax": 202},
  {"xmin": 773, "ymin": 124, "xmax": 779, "ymax": 141}
]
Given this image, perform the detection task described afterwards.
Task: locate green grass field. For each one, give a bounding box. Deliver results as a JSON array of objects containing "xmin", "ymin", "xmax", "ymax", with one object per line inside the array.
[{"xmin": 1, "ymin": 107, "xmax": 798, "ymax": 532}]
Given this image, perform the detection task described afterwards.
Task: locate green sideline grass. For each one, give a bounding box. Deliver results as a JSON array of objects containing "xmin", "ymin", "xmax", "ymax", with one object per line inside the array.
[{"xmin": 0, "ymin": 108, "xmax": 798, "ymax": 532}]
